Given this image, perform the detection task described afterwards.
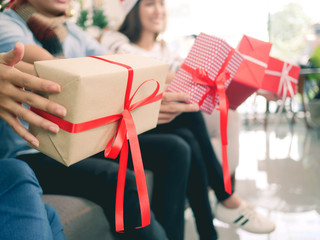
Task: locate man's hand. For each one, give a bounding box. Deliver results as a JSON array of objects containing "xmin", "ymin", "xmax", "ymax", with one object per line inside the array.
[
  {"xmin": 158, "ymin": 86, "xmax": 199, "ymax": 124},
  {"xmin": 0, "ymin": 42, "xmax": 67, "ymax": 147}
]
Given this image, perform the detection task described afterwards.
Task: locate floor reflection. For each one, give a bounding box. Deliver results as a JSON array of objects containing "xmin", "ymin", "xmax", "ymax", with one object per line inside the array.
[
  {"xmin": 185, "ymin": 115, "xmax": 320, "ymax": 240},
  {"xmin": 235, "ymin": 117, "xmax": 320, "ymax": 240}
]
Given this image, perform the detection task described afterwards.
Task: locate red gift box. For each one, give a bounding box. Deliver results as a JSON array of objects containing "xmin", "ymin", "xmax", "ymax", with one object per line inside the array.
[
  {"xmin": 168, "ymin": 33, "xmax": 243, "ymax": 194},
  {"xmin": 226, "ymin": 35, "xmax": 272, "ymax": 110},
  {"xmin": 168, "ymin": 32, "xmax": 243, "ymax": 114},
  {"xmin": 261, "ymin": 57, "xmax": 301, "ymax": 99}
]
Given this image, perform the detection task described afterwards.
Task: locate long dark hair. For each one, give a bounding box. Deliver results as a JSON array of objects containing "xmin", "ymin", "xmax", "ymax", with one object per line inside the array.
[{"xmin": 118, "ymin": 0, "xmax": 160, "ymax": 44}]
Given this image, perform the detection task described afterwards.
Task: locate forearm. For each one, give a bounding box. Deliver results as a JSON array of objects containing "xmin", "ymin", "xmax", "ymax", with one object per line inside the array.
[
  {"xmin": 23, "ymin": 44, "xmax": 57, "ymax": 64},
  {"xmin": 16, "ymin": 44, "xmax": 58, "ymax": 75}
]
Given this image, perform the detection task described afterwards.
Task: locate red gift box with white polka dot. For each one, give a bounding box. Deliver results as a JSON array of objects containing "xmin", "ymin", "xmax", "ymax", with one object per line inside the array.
[{"xmin": 168, "ymin": 32, "xmax": 243, "ymax": 114}]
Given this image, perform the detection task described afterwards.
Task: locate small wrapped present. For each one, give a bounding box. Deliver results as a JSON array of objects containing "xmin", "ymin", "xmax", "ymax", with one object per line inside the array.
[
  {"xmin": 261, "ymin": 56, "xmax": 301, "ymax": 99},
  {"xmin": 168, "ymin": 32, "xmax": 243, "ymax": 114},
  {"xmin": 29, "ymin": 54, "xmax": 168, "ymax": 232},
  {"xmin": 226, "ymin": 35, "xmax": 272, "ymax": 110},
  {"xmin": 168, "ymin": 33, "xmax": 243, "ymax": 194}
]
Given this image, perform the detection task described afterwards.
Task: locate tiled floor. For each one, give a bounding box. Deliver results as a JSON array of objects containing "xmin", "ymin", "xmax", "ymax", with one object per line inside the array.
[{"xmin": 185, "ymin": 112, "xmax": 320, "ymax": 240}]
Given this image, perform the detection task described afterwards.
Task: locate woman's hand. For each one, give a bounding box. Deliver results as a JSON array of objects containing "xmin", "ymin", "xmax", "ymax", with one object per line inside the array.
[
  {"xmin": 158, "ymin": 85, "xmax": 199, "ymax": 124},
  {"xmin": 0, "ymin": 42, "xmax": 67, "ymax": 147},
  {"xmin": 166, "ymin": 71, "xmax": 175, "ymax": 84}
]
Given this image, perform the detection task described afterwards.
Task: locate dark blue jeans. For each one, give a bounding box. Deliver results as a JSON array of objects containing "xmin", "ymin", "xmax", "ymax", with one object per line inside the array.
[
  {"xmin": 0, "ymin": 158, "xmax": 65, "ymax": 240},
  {"xmin": 147, "ymin": 111, "xmax": 235, "ymax": 240}
]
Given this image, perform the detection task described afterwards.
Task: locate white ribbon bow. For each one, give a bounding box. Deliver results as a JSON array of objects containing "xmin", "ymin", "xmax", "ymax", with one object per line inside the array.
[{"xmin": 265, "ymin": 63, "xmax": 298, "ymax": 114}]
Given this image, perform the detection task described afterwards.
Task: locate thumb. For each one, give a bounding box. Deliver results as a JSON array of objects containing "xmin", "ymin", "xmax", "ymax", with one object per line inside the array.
[{"xmin": 0, "ymin": 42, "xmax": 24, "ymax": 66}]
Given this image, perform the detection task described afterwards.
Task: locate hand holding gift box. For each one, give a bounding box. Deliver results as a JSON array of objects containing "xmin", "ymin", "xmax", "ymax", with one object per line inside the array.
[
  {"xmin": 168, "ymin": 32, "xmax": 243, "ymax": 194},
  {"xmin": 260, "ymin": 56, "xmax": 301, "ymax": 112},
  {"xmin": 29, "ymin": 54, "xmax": 168, "ymax": 232},
  {"xmin": 227, "ymin": 35, "xmax": 272, "ymax": 110}
]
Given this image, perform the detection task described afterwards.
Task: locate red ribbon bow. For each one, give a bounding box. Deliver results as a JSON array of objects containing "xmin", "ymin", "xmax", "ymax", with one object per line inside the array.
[
  {"xmin": 180, "ymin": 49, "xmax": 235, "ymax": 194},
  {"xmin": 31, "ymin": 56, "xmax": 163, "ymax": 232}
]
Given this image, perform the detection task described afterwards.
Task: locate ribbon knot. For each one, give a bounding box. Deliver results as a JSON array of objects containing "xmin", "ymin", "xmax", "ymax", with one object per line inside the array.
[
  {"xmin": 192, "ymin": 67, "xmax": 214, "ymax": 86},
  {"xmin": 181, "ymin": 64, "xmax": 231, "ymax": 111},
  {"xmin": 195, "ymin": 67, "xmax": 211, "ymax": 81}
]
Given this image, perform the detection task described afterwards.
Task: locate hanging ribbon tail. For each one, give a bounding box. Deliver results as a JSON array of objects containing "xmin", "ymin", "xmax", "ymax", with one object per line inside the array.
[
  {"xmin": 103, "ymin": 114, "xmax": 130, "ymax": 232},
  {"xmin": 123, "ymin": 109, "xmax": 151, "ymax": 229},
  {"xmin": 222, "ymin": 145, "xmax": 232, "ymax": 194},
  {"xmin": 113, "ymin": 79, "xmax": 160, "ymax": 232},
  {"xmin": 112, "ymin": 110, "xmax": 151, "ymax": 232},
  {"xmin": 114, "ymin": 109, "xmax": 151, "ymax": 232},
  {"xmin": 276, "ymin": 63, "xmax": 297, "ymax": 115},
  {"xmin": 198, "ymin": 87, "xmax": 214, "ymax": 109},
  {"xmin": 276, "ymin": 83, "xmax": 287, "ymax": 116},
  {"xmin": 216, "ymin": 71, "xmax": 232, "ymax": 194},
  {"xmin": 115, "ymin": 139, "xmax": 129, "ymax": 232}
]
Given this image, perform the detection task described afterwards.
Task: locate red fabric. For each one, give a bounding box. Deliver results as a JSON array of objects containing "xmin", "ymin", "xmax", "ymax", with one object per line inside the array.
[{"xmin": 31, "ymin": 56, "xmax": 163, "ymax": 232}]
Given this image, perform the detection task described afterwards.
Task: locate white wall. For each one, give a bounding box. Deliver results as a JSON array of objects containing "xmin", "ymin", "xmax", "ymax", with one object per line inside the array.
[{"xmin": 164, "ymin": 0, "xmax": 320, "ymax": 48}]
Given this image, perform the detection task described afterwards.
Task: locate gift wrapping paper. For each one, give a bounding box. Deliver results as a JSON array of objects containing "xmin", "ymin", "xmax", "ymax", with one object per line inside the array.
[
  {"xmin": 168, "ymin": 32, "xmax": 243, "ymax": 114},
  {"xmin": 227, "ymin": 35, "xmax": 272, "ymax": 109},
  {"xmin": 262, "ymin": 56, "xmax": 300, "ymax": 98}
]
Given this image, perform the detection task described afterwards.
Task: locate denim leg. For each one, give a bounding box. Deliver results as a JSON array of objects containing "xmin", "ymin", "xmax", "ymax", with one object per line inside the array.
[
  {"xmin": 0, "ymin": 158, "xmax": 62, "ymax": 240},
  {"xmin": 138, "ymin": 134, "xmax": 192, "ymax": 240},
  {"xmin": 152, "ymin": 112, "xmax": 234, "ymax": 201},
  {"xmin": 45, "ymin": 204, "xmax": 66, "ymax": 240},
  {"xmin": 172, "ymin": 128, "xmax": 218, "ymax": 240}
]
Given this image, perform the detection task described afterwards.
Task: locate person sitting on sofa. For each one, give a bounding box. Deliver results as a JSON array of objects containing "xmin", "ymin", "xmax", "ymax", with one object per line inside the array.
[
  {"xmin": 101, "ymin": 0, "xmax": 276, "ymax": 238},
  {"xmin": 0, "ymin": 42, "xmax": 65, "ymax": 240},
  {"xmin": 0, "ymin": 1, "xmax": 194, "ymax": 239}
]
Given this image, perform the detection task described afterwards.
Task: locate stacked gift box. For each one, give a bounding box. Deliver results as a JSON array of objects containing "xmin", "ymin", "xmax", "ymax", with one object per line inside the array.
[
  {"xmin": 226, "ymin": 35, "xmax": 272, "ymax": 110},
  {"xmin": 261, "ymin": 56, "xmax": 301, "ymax": 100},
  {"xmin": 168, "ymin": 32, "xmax": 301, "ymax": 194}
]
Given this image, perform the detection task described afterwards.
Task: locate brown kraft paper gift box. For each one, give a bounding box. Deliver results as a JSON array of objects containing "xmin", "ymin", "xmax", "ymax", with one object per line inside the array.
[{"xmin": 29, "ymin": 54, "xmax": 168, "ymax": 166}]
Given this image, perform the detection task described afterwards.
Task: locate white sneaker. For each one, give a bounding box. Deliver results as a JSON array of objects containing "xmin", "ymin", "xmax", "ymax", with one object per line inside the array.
[{"xmin": 214, "ymin": 201, "xmax": 275, "ymax": 234}]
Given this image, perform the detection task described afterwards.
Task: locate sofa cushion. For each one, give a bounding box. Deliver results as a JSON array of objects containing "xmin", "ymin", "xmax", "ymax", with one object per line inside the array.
[
  {"xmin": 42, "ymin": 170, "xmax": 154, "ymax": 240},
  {"xmin": 42, "ymin": 195, "xmax": 116, "ymax": 240}
]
